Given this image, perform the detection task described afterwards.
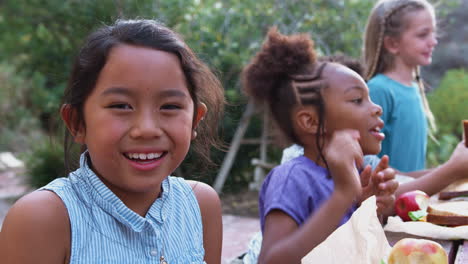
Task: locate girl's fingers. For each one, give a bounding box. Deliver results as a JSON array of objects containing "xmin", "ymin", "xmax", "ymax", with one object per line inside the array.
[
  {"xmin": 374, "ymin": 167, "xmax": 397, "ymax": 188},
  {"xmin": 378, "ymin": 168, "xmax": 398, "ymax": 193},
  {"xmin": 360, "ymin": 165, "xmax": 372, "ymax": 187},
  {"xmin": 376, "ymin": 195, "xmax": 395, "ymax": 207},
  {"xmin": 374, "ymin": 155, "xmax": 390, "ymax": 174},
  {"xmin": 381, "ymin": 168, "xmax": 396, "ymax": 181},
  {"xmin": 378, "ymin": 180, "xmax": 399, "ymax": 195}
]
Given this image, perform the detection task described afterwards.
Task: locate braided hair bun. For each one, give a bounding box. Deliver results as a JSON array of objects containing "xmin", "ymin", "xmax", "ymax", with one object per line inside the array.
[{"xmin": 242, "ymin": 27, "xmax": 317, "ymax": 103}]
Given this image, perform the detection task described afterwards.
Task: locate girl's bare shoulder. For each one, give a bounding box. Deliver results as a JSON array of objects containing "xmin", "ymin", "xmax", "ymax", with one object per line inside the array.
[
  {"xmin": 0, "ymin": 190, "xmax": 70, "ymax": 263},
  {"xmin": 187, "ymin": 180, "xmax": 221, "ymax": 212}
]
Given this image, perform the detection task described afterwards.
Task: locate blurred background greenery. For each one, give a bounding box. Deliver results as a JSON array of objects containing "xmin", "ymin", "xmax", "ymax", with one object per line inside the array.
[{"xmin": 0, "ymin": 0, "xmax": 466, "ymax": 192}]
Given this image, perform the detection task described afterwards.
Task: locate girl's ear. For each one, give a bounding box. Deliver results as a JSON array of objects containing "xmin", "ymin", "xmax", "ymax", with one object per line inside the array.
[
  {"xmin": 60, "ymin": 104, "xmax": 85, "ymax": 144},
  {"xmin": 295, "ymin": 108, "xmax": 319, "ymax": 134},
  {"xmin": 383, "ymin": 36, "xmax": 401, "ymax": 55},
  {"xmin": 192, "ymin": 102, "xmax": 207, "ymax": 140}
]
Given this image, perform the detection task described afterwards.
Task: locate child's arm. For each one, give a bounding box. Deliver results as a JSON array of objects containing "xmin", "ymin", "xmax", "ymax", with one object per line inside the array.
[
  {"xmin": 0, "ymin": 191, "xmax": 70, "ymax": 263},
  {"xmin": 400, "ymin": 168, "xmax": 432, "ymax": 179},
  {"xmin": 188, "ymin": 181, "xmax": 222, "ymax": 264},
  {"xmin": 396, "ymin": 141, "xmax": 468, "ymax": 197},
  {"xmin": 259, "ymin": 190, "xmax": 357, "ymax": 264},
  {"xmin": 258, "ymin": 130, "xmax": 363, "ymax": 264}
]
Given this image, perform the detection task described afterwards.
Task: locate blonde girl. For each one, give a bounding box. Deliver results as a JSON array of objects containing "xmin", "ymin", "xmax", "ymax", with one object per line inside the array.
[{"xmin": 364, "ymin": 0, "xmax": 438, "ymax": 172}]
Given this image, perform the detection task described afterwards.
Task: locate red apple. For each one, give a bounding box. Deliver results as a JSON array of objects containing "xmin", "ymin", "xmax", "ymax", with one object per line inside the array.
[
  {"xmin": 388, "ymin": 238, "xmax": 448, "ymax": 264},
  {"xmin": 395, "ymin": 190, "xmax": 430, "ymax": 221}
]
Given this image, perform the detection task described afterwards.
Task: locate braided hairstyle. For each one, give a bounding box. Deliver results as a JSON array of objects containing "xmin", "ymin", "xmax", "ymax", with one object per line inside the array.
[
  {"xmin": 363, "ymin": 0, "xmax": 437, "ymax": 133},
  {"xmin": 242, "ymin": 27, "xmax": 330, "ymax": 165},
  {"xmin": 319, "ymin": 54, "xmax": 364, "ymax": 78}
]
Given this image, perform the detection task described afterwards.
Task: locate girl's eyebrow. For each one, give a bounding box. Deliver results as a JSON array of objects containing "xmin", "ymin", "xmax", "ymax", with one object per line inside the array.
[
  {"xmin": 99, "ymin": 87, "xmax": 188, "ymax": 98},
  {"xmin": 344, "ymin": 86, "xmax": 365, "ymax": 94},
  {"xmin": 158, "ymin": 89, "xmax": 188, "ymax": 99},
  {"xmin": 100, "ymin": 86, "xmax": 132, "ymax": 97}
]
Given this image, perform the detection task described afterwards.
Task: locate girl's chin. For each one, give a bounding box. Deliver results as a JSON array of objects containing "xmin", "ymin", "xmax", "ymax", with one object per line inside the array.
[
  {"xmin": 420, "ymin": 58, "xmax": 432, "ymax": 66},
  {"xmin": 363, "ymin": 147, "xmax": 381, "ymax": 156}
]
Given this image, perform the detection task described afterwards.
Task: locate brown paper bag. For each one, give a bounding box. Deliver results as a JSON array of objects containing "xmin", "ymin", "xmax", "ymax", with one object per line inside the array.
[{"xmin": 302, "ymin": 196, "xmax": 391, "ymax": 264}]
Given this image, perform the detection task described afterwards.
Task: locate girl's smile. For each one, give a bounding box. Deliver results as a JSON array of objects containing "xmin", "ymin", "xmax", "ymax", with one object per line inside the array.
[
  {"xmin": 74, "ymin": 44, "xmax": 199, "ymax": 202},
  {"xmin": 123, "ymin": 150, "xmax": 167, "ymax": 171},
  {"xmin": 369, "ymin": 121, "xmax": 385, "ymax": 142}
]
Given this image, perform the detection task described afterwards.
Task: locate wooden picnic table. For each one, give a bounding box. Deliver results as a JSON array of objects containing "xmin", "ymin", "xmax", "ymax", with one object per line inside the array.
[
  {"xmin": 386, "ymin": 231, "xmax": 463, "ymax": 264},
  {"xmin": 454, "ymin": 240, "xmax": 468, "ymax": 264}
]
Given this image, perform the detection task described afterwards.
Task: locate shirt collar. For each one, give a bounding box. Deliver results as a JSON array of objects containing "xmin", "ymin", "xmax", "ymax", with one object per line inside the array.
[{"xmin": 77, "ymin": 152, "xmax": 171, "ymax": 232}]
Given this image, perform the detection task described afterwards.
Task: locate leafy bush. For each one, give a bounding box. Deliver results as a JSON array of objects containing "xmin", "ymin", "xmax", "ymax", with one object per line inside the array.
[
  {"xmin": 427, "ymin": 133, "xmax": 459, "ymax": 167},
  {"xmin": 24, "ymin": 139, "xmax": 65, "ymax": 188},
  {"xmin": 0, "ymin": 62, "xmax": 44, "ymax": 152},
  {"xmin": 426, "ymin": 69, "xmax": 468, "ymax": 167},
  {"xmin": 428, "ymin": 69, "xmax": 468, "ymax": 137}
]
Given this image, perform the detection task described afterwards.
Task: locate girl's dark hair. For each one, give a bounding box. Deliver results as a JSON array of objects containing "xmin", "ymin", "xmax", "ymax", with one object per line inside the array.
[
  {"xmin": 242, "ymin": 27, "xmax": 329, "ymax": 165},
  {"xmin": 319, "ymin": 54, "xmax": 364, "ymax": 78},
  {"xmin": 63, "ymin": 19, "xmax": 224, "ymax": 172}
]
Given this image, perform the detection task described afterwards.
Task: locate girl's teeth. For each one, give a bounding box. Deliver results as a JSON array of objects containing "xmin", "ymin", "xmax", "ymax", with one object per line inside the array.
[{"xmin": 127, "ymin": 153, "xmax": 162, "ymax": 160}]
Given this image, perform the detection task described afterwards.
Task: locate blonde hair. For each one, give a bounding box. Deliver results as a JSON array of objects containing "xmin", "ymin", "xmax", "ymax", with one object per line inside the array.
[{"xmin": 363, "ymin": 0, "xmax": 437, "ymax": 133}]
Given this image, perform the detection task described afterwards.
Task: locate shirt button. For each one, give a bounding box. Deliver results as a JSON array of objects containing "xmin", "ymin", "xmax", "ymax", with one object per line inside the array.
[{"xmin": 150, "ymin": 249, "xmax": 158, "ymax": 256}]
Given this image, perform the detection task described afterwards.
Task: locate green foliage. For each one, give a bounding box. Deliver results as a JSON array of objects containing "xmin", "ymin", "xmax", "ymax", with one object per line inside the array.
[
  {"xmin": 426, "ymin": 69, "xmax": 468, "ymax": 167},
  {"xmin": 427, "ymin": 133, "xmax": 458, "ymax": 167},
  {"xmin": 24, "ymin": 139, "xmax": 65, "ymax": 188},
  {"xmin": 429, "ymin": 69, "xmax": 468, "ymax": 137},
  {"xmin": 0, "ymin": 62, "xmax": 44, "ymax": 152},
  {"xmin": 0, "ymin": 0, "xmax": 169, "ymax": 122}
]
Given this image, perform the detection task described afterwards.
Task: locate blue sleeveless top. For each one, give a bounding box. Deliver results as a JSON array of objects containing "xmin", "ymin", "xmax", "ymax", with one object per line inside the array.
[{"xmin": 40, "ymin": 153, "xmax": 205, "ymax": 264}]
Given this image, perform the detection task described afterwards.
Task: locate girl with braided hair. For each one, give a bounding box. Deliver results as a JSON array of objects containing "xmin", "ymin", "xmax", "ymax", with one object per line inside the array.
[
  {"xmin": 364, "ymin": 0, "xmax": 438, "ymax": 173},
  {"xmin": 242, "ymin": 28, "xmax": 398, "ymax": 264}
]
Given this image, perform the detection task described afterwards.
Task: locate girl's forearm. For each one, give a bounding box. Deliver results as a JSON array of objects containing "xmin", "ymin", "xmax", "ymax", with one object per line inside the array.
[
  {"xmin": 396, "ymin": 162, "xmax": 460, "ymax": 197},
  {"xmin": 402, "ymin": 168, "xmax": 433, "ymax": 179},
  {"xmin": 259, "ymin": 191, "xmax": 356, "ymax": 264}
]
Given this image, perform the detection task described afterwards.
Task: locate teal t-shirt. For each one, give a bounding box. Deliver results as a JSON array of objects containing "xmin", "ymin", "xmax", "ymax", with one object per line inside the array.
[{"xmin": 368, "ymin": 74, "xmax": 428, "ymax": 172}]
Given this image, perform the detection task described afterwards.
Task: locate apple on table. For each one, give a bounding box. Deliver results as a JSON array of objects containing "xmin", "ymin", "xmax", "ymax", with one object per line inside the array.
[
  {"xmin": 395, "ymin": 190, "xmax": 430, "ymax": 222},
  {"xmin": 388, "ymin": 238, "xmax": 448, "ymax": 264}
]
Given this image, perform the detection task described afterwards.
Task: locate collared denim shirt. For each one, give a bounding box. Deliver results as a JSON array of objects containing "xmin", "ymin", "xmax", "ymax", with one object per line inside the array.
[{"xmin": 41, "ymin": 153, "xmax": 205, "ymax": 263}]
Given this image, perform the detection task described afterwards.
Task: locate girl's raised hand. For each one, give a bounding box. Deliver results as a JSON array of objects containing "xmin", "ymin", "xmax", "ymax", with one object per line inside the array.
[
  {"xmin": 359, "ymin": 156, "xmax": 398, "ymax": 220},
  {"xmin": 360, "ymin": 156, "xmax": 398, "ymax": 207},
  {"xmin": 325, "ymin": 129, "xmax": 363, "ymax": 199},
  {"xmin": 447, "ymin": 141, "xmax": 468, "ymax": 180}
]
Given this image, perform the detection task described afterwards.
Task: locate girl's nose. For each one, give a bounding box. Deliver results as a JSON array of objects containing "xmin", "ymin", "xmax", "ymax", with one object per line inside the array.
[
  {"xmin": 372, "ymin": 102, "xmax": 383, "ymax": 117},
  {"xmin": 430, "ymin": 33, "xmax": 438, "ymax": 47},
  {"xmin": 129, "ymin": 112, "xmax": 163, "ymax": 139},
  {"xmin": 432, "ymin": 36, "xmax": 438, "ymax": 46}
]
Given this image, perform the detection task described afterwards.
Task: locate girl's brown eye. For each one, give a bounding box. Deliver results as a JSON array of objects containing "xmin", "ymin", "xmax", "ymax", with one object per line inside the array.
[
  {"xmin": 161, "ymin": 104, "xmax": 182, "ymax": 110},
  {"xmin": 108, "ymin": 104, "xmax": 132, "ymax": 110}
]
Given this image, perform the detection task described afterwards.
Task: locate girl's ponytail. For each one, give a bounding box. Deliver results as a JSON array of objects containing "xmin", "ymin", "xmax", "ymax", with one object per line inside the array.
[{"xmin": 416, "ymin": 67, "xmax": 437, "ymax": 135}]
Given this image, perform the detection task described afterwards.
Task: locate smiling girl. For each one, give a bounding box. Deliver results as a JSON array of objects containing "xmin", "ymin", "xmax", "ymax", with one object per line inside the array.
[
  {"xmin": 364, "ymin": 0, "xmax": 438, "ymax": 172},
  {"xmin": 0, "ymin": 19, "xmax": 224, "ymax": 264},
  {"xmin": 242, "ymin": 28, "xmax": 398, "ymax": 264}
]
